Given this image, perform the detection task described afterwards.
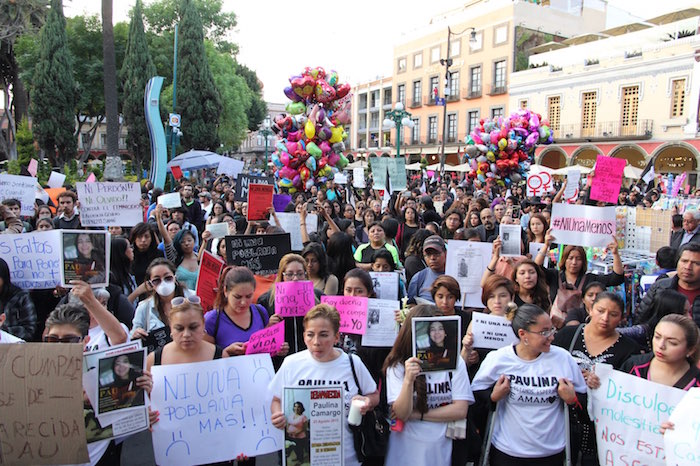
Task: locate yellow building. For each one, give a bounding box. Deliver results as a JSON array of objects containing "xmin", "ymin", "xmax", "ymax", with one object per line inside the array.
[{"xmin": 351, "ymin": 77, "xmax": 393, "ymax": 160}]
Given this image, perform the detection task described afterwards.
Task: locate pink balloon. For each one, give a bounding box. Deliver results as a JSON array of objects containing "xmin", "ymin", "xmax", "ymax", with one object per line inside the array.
[{"xmin": 280, "ymin": 151, "xmax": 290, "ymax": 167}]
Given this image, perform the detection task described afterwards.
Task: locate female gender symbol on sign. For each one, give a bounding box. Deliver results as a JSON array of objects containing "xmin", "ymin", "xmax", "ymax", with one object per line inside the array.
[{"xmin": 527, "ymin": 172, "xmax": 553, "ymax": 197}]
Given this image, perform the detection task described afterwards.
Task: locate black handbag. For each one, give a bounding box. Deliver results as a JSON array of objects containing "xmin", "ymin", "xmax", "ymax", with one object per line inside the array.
[{"xmin": 347, "ymin": 353, "xmax": 390, "ymax": 462}]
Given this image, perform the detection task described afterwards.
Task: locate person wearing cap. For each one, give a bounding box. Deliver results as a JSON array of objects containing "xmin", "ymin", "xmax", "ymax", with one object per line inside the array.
[
  {"xmin": 407, "ymin": 235, "xmax": 446, "ymax": 302},
  {"xmin": 198, "ymin": 191, "xmax": 213, "ymax": 220}
]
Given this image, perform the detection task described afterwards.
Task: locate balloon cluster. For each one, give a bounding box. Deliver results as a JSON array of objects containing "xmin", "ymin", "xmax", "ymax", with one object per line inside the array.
[
  {"xmin": 464, "ymin": 108, "xmax": 552, "ymax": 186},
  {"xmin": 270, "ymin": 66, "xmax": 351, "ymax": 193}
]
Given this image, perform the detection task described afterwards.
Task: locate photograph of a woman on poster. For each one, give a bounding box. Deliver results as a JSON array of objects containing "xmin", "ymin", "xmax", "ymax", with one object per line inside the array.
[
  {"xmin": 62, "ymin": 231, "xmax": 109, "ymax": 286},
  {"xmin": 413, "ymin": 316, "xmax": 460, "ymax": 372},
  {"xmin": 97, "ymin": 353, "xmax": 145, "ymax": 414},
  {"xmin": 286, "ymin": 401, "xmax": 310, "ymax": 466}
]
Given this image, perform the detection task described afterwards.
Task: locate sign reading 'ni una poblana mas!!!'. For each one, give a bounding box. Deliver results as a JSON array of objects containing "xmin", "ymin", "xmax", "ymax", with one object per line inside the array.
[
  {"xmin": 550, "ymin": 203, "xmax": 616, "ymax": 248},
  {"xmin": 225, "ymin": 234, "xmax": 291, "ymax": 276},
  {"xmin": 321, "ymin": 296, "xmax": 369, "ymax": 334},
  {"xmin": 234, "ymin": 175, "xmax": 274, "ymax": 202},
  {"xmin": 0, "ymin": 231, "xmax": 62, "ymax": 289},
  {"xmin": 150, "ymin": 355, "xmax": 283, "ymax": 466},
  {"xmin": 76, "ymin": 182, "xmax": 142, "ymax": 227}
]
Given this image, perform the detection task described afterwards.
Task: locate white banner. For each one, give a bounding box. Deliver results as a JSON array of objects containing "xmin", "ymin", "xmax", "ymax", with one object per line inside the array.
[
  {"xmin": 526, "ymin": 171, "xmax": 554, "ymax": 197},
  {"xmin": 270, "ymin": 212, "xmax": 318, "ymax": 250},
  {"xmin": 588, "ymin": 364, "xmax": 685, "ymax": 466},
  {"xmin": 664, "ymin": 387, "xmax": 700, "ymax": 466},
  {"xmin": 445, "ymin": 240, "xmax": 492, "ymax": 308},
  {"xmin": 550, "ymin": 204, "xmax": 616, "ymax": 248},
  {"xmin": 471, "ymin": 313, "xmax": 518, "ymax": 349},
  {"xmin": 564, "ymin": 169, "xmax": 581, "ymax": 201},
  {"xmin": 0, "ymin": 231, "xmax": 62, "ymax": 289},
  {"xmin": 76, "ymin": 182, "xmax": 142, "ymax": 227},
  {"xmin": 362, "ymin": 298, "xmax": 400, "ymax": 347},
  {"xmin": 334, "ymin": 173, "xmax": 348, "ymax": 184},
  {"xmin": 151, "ymin": 355, "xmax": 283, "ymax": 466},
  {"xmin": 0, "ymin": 174, "xmax": 37, "ymax": 216},
  {"xmin": 217, "ymin": 158, "xmax": 244, "ymax": 178},
  {"xmin": 353, "ymin": 167, "xmax": 366, "ymax": 188},
  {"xmin": 369, "ymin": 271, "xmax": 400, "ymax": 300}
]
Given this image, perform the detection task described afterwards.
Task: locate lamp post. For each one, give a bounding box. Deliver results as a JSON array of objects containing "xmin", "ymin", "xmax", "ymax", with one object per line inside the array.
[
  {"xmin": 383, "ymin": 102, "xmax": 414, "ymax": 160},
  {"xmin": 259, "ymin": 115, "xmax": 274, "ymax": 170}
]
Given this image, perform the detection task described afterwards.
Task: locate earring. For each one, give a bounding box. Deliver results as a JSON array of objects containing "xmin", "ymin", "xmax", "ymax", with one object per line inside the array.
[{"xmin": 524, "ymin": 339, "xmax": 529, "ymax": 346}]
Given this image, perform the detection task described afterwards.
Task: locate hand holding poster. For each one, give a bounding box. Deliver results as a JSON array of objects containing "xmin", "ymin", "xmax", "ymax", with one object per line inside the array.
[
  {"xmin": 369, "ymin": 271, "xmax": 400, "ymax": 300},
  {"xmin": 270, "ymin": 212, "xmax": 318, "ymax": 251},
  {"xmin": 499, "ymin": 224, "xmax": 522, "ymax": 256},
  {"xmin": 247, "ymin": 184, "xmax": 274, "ymax": 221},
  {"xmin": 321, "ymin": 295, "xmax": 369, "ymax": 334},
  {"xmin": 361, "ymin": 299, "xmax": 400, "ymax": 347},
  {"xmin": 76, "ymin": 182, "xmax": 142, "ymax": 227},
  {"xmin": 445, "ymin": 240, "xmax": 493, "ymax": 308},
  {"xmin": 245, "ymin": 321, "xmax": 285, "ymax": 355},
  {"xmin": 412, "ymin": 316, "xmax": 460, "ymax": 372},
  {"xmin": 590, "ymin": 155, "xmax": 626, "ymax": 203},
  {"xmin": 0, "ymin": 230, "xmax": 62, "ymax": 289},
  {"xmin": 550, "ymin": 203, "xmax": 616, "ymax": 248},
  {"xmin": 158, "ymin": 192, "xmax": 182, "ymax": 209},
  {"xmin": 234, "ymin": 175, "xmax": 275, "ymax": 201},
  {"xmin": 60, "ymin": 230, "xmax": 110, "ymax": 287},
  {"xmin": 471, "ymin": 313, "xmax": 518, "ymax": 349},
  {"xmin": 196, "ymin": 250, "xmax": 225, "ymax": 311},
  {"xmin": 275, "ymin": 281, "xmax": 316, "ymax": 317},
  {"xmin": 205, "ymin": 222, "xmax": 229, "ymax": 239}
]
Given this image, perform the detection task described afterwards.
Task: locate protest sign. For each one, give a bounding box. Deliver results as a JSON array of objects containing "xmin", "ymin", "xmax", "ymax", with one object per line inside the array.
[
  {"xmin": 151, "ymin": 355, "xmax": 283, "ymax": 465},
  {"xmin": 245, "ymin": 321, "xmax": 285, "ymax": 355},
  {"xmin": 205, "ymin": 222, "xmax": 229, "ymax": 239},
  {"xmin": 412, "ymin": 316, "xmax": 460, "ymax": 372},
  {"xmin": 270, "ymin": 213, "xmax": 318, "ymax": 251},
  {"xmin": 60, "ymin": 230, "xmax": 110, "ymax": 287},
  {"xmin": 283, "ymin": 387, "xmax": 343, "ymax": 466},
  {"xmin": 0, "ymin": 174, "xmax": 37, "ymax": 215},
  {"xmin": 275, "ymin": 281, "xmax": 315, "ymax": 317},
  {"xmin": 529, "ymin": 242, "xmax": 549, "ymax": 267},
  {"xmin": 0, "ymin": 343, "xmax": 88, "ymax": 465},
  {"xmin": 445, "ymin": 240, "xmax": 492, "ymax": 308},
  {"xmin": 471, "ymin": 313, "xmax": 518, "ymax": 349},
  {"xmin": 526, "ymin": 171, "xmax": 554, "ymax": 197},
  {"xmin": 370, "ymin": 157, "xmax": 387, "ymax": 190},
  {"xmin": 144, "ymin": 326, "xmax": 171, "ymax": 354},
  {"xmin": 273, "ymin": 194, "xmax": 292, "ymax": 212},
  {"xmin": 234, "ymin": 175, "xmax": 275, "ymax": 202},
  {"xmin": 499, "ymin": 224, "xmax": 522, "ymax": 256},
  {"xmin": 321, "ymin": 295, "xmax": 369, "ymax": 335},
  {"xmin": 28, "ymin": 159, "xmax": 38, "ymax": 177},
  {"xmin": 196, "ymin": 251, "xmax": 225, "ymax": 311},
  {"xmin": 369, "ymin": 271, "xmax": 400, "ymax": 300},
  {"xmin": 588, "ymin": 364, "xmax": 685, "ymax": 466},
  {"xmin": 550, "ymin": 204, "xmax": 616, "ymax": 248},
  {"xmin": 217, "ymin": 158, "xmax": 244, "ymax": 178},
  {"xmin": 226, "ymin": 234, "xmax": 291, "ymax": 276},
  {"xmin": 247, "ymin": 184, "xmax": 274, "ymax": 221},
  {"xmin": 334, "ymin": 173, "xmax": 348, "ymax": 184},
  {"xmin": 170, "ymin": 165, "xmax": 183, "ymax": 180},
  {"xmin": 85, "ymin": 173, "xmax": 96, "ymax": 183},
  {"xmin": 664, "ymin": 387, "xmax": 700, "ymax": 465},
  {"xmin": 564, "ymin": 169, "xmax": 581, "ymax": 201},
  {"xmin": 47, "ymin": 171, "xmax": 66, "ymax": 188},
  {"xmin": 0, "ymin": 230, "xmax": 62, "ymax": 289},
  {"xmin": 353, "ymin": 167, "xmax": 366, "ymax": 188},
  {"xmin": 387, "ymin": 158, "xmax": 407, "ymax": 192},
  {"xmin": 95, "ymin": 346, "xmax": 147, "ymax": 417},
  {"xmin": 590, "ymin": 156, "xmax": 626, "ymax": 203},
  {"xmin": 158, "ymin": 192, "xmax": 182, "ymax": 209},
  {"xmin": 362, "ymin": 299, "xmax": 400, "ymax": 347},
  {"xmin": 76, "ymin": 182, "xmax": 142, "ymax": 227}
]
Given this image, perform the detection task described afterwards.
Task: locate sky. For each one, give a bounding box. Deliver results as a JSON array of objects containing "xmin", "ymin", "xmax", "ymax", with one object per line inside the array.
[{"xmin": 63, "ymin": 0, "xmax": 700, "ymax": 102}]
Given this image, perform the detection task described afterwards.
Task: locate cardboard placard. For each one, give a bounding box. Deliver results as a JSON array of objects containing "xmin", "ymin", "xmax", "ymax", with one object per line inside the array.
[
  {"xmin": 157, "ymin": 192, "xmax": 182, "ymax": 209},
  {"xmin": 361, "ymin": 299, "xmax": 400, "ymax": 347},
  {"xmin": 245, "ymin": 321, "xmax": 285, "ymax": 355},
  {"xmin": 0, "ymin": 173, "xmax": 37, "ymax": 216},
  {"xmin": 275, "ymin": 281, "xmax": 316, "ymax": 317},
  {"xmin": 247, "ymin": 184, "xmax": 274, "ymax": 221},
  {"xmin": 195, "ymin": 251, "xmax": 225, "ymax": 312},
  {"xmin": 0, "ymin": 230, "xmax": 62, "ymax": 289},
  {"xmin": 321, "ymin": 295, "xmax": 369, "ymax": 335},
  {"xmin": 76, "ymin": 182, "xmax": 142, "ymax": 227},
  {"xmin": 234, "ymin": 175, "xmax": 274, "ymax": 202},
  {"xmin": 550, "ymin": 204, "xmax": 616, "ymax": 248},
  {"xmin": 590, "ymin": 156, "xmax": 625, "ymax": 204},
  {"xmin": 60, "ymin": 230, "xmax": 110, "ymax": 288},
  {"xmin": 225, "ymin": 234, "xmax": 291, "ymax": 276},
  {"xmin": 270, "ymin": 213, "xmax": 318, "ymax": 251}
]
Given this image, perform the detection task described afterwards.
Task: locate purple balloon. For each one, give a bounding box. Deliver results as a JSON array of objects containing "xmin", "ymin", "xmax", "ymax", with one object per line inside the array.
[{"xmin": 284, "ymin": 86, "xmax": 302, "ymax": 102}]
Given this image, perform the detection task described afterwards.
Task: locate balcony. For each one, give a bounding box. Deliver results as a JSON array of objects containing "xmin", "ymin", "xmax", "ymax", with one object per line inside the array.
[
  {"xmin": 555, "ymin": 119, "xmax": 653, "ymax": 142},
  {"xmin": 423, "ymin": 95, "xmax": 438, "ymax": 106},
  {"xmin": 447, "ymin": 92, "xmax": 460, "ymax": 102},
  {"xmin": 447, "ymin": 135, "xmax": 458, "ymax": 143},
  {"xmin": 487, "ymin": 84, "xmax": 507, "ymax": 96},
  {"xmin": 427, "ymin": 136, "xmax": 437, "ymax": 144},
  {"xmin": 463, "ymin": 87, "xmax": 482, "ymax": 99}
]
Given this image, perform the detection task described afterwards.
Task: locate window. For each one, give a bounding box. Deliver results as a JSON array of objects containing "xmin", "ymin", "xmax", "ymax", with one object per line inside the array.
[
  {"xmin": 519, "ymin": 99, "xmax": 528, "ymax": 109},
  {"xmin": 370, "ymin": 90, "xmax": 379, "ymax": 108},
  {"xmin": 359, "ymin": 94, "xmax": 368, "ymax": 110},
  {"xmin": 370, "ymin": 113, "xmax": 379, "ymax": 130},
  {"xmin": 581, "ymin": 91, "xmax": 597, "ymax": 137},
  {"xmin": 470, "ymin": 66, "xmax": 482, "ymax": 96},
  {"xmin": 491, "ymin": 107, "xmax": 504, "ymax": 119},
  {"xmin": 428, "ymin": 116, "xmax": 438, "ymax": 143},
  {"xmin": 412, "ymin": 80, "xmax": 422, "ymax": 106},
  {"xmin": 411, "ymin": 118, "xmax": 420, "ymax": 144},
  {"xmin": 447, "ymin": 114, "xmax": 457, "ymax": 142},
  {"xmin": 467, "ymin": 110, "xmax": 480, "ymax": 134},
  {"xmin": 450, "ymin": 38, "xmax": 460, "ymax": 57},
  {"xmin": 119, "ymin": 136, "xmax": 127, "ymax": 148},
  {"xmin": 81, "ymin": 132, "xmax": 90, "ymax": 146},
  {"xmin": 671, "ymin": 79, "xmax": 685, "ymax": 117},
  {"xmin": 431, "ymin": 46, "xmax": 441, "ymax": 63},
  {"xmin": 429, "ymin": 76, "xmax": 439, "ymax": 99},
  {"xmin": 100, "ymin": 133, "xmax": 106, "ymax": 147},
  {"xmin": 398, "ymin": 57, "xmax": 406, "ymax": 72},
  {"xmin": 620, "ymin": 86, "xmax": 639, "ymax": 135},
  {"xmin": 413, "ymin": 53, "xmax": 423, "ymax": 69},
  {"xmin": 397, "ymin": 84, "xmax": 405, "ymax": 106},
  {"xmin": 470, "ymin": 31, "xmax": 483, "ymax": 51},
  {"xmin": 548, "ymin": 96, "xmax": 561, "ymax": 131},
  {"xmin": 383, "ymin": 88, "xmax": 392, "ymax": 106},
  {"xmin": 448, "ymin": 71, "xmax": 459, "ymax": 98},
  {"xmin": 382, "ymin": 131, "xmax": 391, "ymax": 146},
  {"xmin": 494, "ymin": 60, "xmax": 506, "ymax": 90},
  {"xmin": 495, "ymin": 25, "xmax": 508, "ymax": 45}
]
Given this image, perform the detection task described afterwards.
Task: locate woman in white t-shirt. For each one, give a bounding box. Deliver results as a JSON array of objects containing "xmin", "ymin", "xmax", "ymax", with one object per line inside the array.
[
  {"xmin": 471, "ymin": 304, "xmax": 586, "ymax": 465},
  {"xmin": 269, "ymin": 304, "xmax": 379, "ymax": 466},
  {"xmin": 383, "ymin": 305, "xmax": 474, "ymax": 466}
]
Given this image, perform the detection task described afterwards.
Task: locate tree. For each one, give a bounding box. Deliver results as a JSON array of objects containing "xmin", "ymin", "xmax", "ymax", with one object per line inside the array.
[
  {"xmin": 102, "ymin": 0, "xmax": 120, "ymax": 172},
  {"xmin": 30, "ymin": 0, "xmax": 76, "ymax": 166},
  {"xmin": 234, "ymin": 62, "xmax": 266, "ymax": 131},
  {"xmin": 120, "ymin": 0, "xmax": 156, "ymax": 178},
  {"xmin": 176, "ymin": 0, "xmax": 221, "ymax": 151}
]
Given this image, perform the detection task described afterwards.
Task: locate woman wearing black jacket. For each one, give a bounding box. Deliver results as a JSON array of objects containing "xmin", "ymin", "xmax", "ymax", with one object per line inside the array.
[{"xmin": 0, "ymin": 258, "xmax": 37, "ymax": 341}]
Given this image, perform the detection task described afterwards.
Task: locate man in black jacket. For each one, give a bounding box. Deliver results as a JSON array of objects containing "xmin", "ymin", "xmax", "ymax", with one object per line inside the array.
[
  {"xmin": 180, "ymin": 182, "xmax": 204, "ymax": 233},
  {"xmin": 670, "ymin": 211, "xmax": 700, "ymax": 250}
]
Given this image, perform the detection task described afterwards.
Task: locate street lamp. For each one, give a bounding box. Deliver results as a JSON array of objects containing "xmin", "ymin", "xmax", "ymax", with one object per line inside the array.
[
  {"xmin": 259, "ymin": 115, "xmax": 274, "ymax": 170},
  {"xmin": 383, "ymin": 102, "xmax": 415, "ymax": 160}
]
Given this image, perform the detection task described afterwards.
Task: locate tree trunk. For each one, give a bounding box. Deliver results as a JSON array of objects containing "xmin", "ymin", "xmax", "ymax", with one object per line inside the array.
[{"xmin": 102, "ymin": 0, "xmax": 122, "ymax": 178}]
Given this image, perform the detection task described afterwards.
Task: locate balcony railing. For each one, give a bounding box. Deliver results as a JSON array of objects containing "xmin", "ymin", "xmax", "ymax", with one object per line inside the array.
[
  {"xmin": 463, "ymin": 87, "xmax": 482, "ymax": 99},
  {"xmin": 447, "ymin": 92, "xmax": 460, "ymax": 101},
  {"xmin": 424, "ymin": 95, "xmax": 438, "ymax": 106},
  {"xmin": 427, "ymin": 136, "xmax": 437, "ymax": 143},
  {"xmin": 409, "ymin": 98, "xmax": 422, "ymax": 108},
  {"xmin": 447, "ymin": 135, "xmax": 458, "ymax": 143},
  {"xmin": 555, "ymin": 119, "xmax": 653, "ymax": 141},
  {"xmin": 487, "ymin": 84, "xmax": 507, "ymax": 95}
]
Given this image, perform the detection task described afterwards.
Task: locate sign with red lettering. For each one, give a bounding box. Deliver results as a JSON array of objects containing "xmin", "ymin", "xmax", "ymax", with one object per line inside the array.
[
  {"xmin": 275, "ymin": 281, "xmax": 315, "ymax": 317},
  {"xmin": 526, "ymin": 171, "xmax": 554, "ymax": 197},
  {"xmin": 245, "ymin": 321, "xmax": 284, "ymax": 355},
  {"xmin": 247, "ymin": 183, "xmax": 273, "ymax": 221},
  {"xmin": 550, "ymin": 203, "xmax": 616, "ymax": 248},
  {"xmin": 321, "ymin": 296, "xmax": 369, "ymax": 334},
  {"xmin": 195, "ymin": 250, "xmax": 225, "ymax": 311}
]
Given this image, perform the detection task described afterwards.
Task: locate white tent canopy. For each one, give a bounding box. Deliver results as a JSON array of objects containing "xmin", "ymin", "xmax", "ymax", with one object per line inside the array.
[{"xmin": 167, "ymin": 149, "xmax": 227, "ymax": 171}]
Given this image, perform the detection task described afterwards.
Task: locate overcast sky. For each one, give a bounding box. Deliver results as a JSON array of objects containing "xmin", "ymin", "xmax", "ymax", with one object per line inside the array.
[{"xmin": 64, "ymin": 0, "xmax": 699, "ymax": 102}]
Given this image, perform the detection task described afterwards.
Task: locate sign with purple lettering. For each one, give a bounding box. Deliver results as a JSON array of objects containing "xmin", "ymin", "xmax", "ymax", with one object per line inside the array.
[
  {"xmin": 245, "ymin": 321, "xmax": 285, "ymax": 355},
  {"xmin": 321, "ymin": 296, "xmax": 369, "ymax": 335},
  {"xmin": 590, "ymin": 156, "xmax": 625, "ymax": 204},
  {"xmin": 275, "ymin": 281, "xmax": 315, "ymax": 317},
  {"xmin": 550, "ymin": 204, "xmax": 616, "ymax": 248}
]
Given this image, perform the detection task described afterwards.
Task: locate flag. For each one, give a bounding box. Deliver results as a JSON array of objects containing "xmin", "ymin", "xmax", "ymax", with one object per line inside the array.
[{"xmin": 642, "ymin": 166, "xmax": 655, "ymax": 185}]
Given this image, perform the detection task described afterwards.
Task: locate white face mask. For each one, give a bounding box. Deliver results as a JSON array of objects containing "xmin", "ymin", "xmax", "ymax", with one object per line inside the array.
[{"xmin": 155, "ymin": 280, "xmax": 176, "ymax": 297}]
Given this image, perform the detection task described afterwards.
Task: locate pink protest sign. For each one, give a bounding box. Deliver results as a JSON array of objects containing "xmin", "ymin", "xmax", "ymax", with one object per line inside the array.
[
  {"xmin": 275, "ymin": 281, "xmax": 315, "ymax": 317},
  {"xmin": 245, "ymin": 321, "xmax": 285, "ymax": 355},
  {"xmin": 321, "ymin": 296, "xmax": 369, "ymax": 335},
  {"xmin": 85, "ymin": 173, "xmax": 97, "ymax": 183},
  {"xmin": 590, "ymin": 156, "xmax": 626, "ymax": 204},
  {"xmin": 28, "ymin": 159, "xmax": 38, "ymax": 177}
]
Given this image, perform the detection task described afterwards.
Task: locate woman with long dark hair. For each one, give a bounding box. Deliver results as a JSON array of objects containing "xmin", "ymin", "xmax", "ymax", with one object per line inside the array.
[
  {"xmin": 171, "ymin": 230, "xmax": 199, "ymax": 290},
  {"xmin": 130, "ymin": 205, "xmax": 176, "ymax": 285},
  {"xmin": 619, "ymin": 288, "xmax": 689, "ymax": 352},
  {"xmin": 396, "ymin": 205, "xmax": 421, "ymax": 260},
  {"xmin": 326, "ymin": 232, "xmax": 357, "ymax": 286},
  {"xmin": 403, "ymin": 229, "xmax": 432, "ymax": 285},
  {"xmin": 0, "ymin": 257, "xmax": 36, "ymax": 341},
  {"xmin": 302, "ymin": 242, "xmax": 338, "ymax": 295}
]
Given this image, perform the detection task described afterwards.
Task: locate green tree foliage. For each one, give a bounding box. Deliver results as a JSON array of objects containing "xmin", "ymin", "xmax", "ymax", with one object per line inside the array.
[
  {"xmin": 233, "ymin": 62, "xmax": 266, "ymax": 131},
  {"xmin": 176, "ymin": 0, "xmax": 222, "ymax": 151},
  {"xmin": 120, "ymin": 0, "xmax": 156, "ymax": 177},
  {"xmin": 30, "ymin": 0, "xmax": 76, "ymax": 166},
  {"xmin": 15, "ymin": 117, "xmax": 36, "ymax": 165}
]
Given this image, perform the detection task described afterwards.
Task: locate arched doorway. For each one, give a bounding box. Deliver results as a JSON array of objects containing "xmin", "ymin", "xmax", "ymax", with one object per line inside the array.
[
  {"xmin": 539, "ymin": 147, "xmax": 567, "ymax": 169},
  {"xmin": 571, "ymin": 145, "xmax": 602, "ymax": 168},
  {"xmin": 610, "ymin": 144, "xmax": 648, "ymax": 169},
  {"xmin": 652, "ymin": 142, "xmax": 699, "ymax": 187}
]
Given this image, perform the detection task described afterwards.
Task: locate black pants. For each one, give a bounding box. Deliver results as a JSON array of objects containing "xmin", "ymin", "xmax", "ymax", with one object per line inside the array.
[{"xmin": 490, "ymin": 446, "xmax": 564, "ymax": 466}]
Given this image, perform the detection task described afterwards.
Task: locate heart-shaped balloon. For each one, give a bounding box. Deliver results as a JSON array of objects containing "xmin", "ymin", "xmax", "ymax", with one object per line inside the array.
[
  {"xmin": 284, "ymin": 86, "xmax": 302, "ymax": 102},
  {"xmin": 291, "ymin": 75, "xmax": 315, "ymax": 98},
  {"xmin": 335, "ymin": 82, "xmax": 351, "ymax": 99},
  {"xmin": 315, "ymin": 80, "xmax": 336, "ymax": 104}
]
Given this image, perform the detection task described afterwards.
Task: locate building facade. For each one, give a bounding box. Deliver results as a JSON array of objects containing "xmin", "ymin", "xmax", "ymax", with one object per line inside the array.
[
  {"xmin": 351, "ymin": 77, "xmax": 393, "ymax": 160},
  {"xmin": 235, "ymin": 102, "xmax": 286, "ymax": 169}
]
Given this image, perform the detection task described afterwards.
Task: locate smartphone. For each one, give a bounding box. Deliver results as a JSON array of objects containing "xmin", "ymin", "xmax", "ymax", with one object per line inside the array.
[
  {"xmin": 511, "ymin": 205, "xmax": 520, "ymax": 219},
  {"xmin": 307, "ymin": 203, "xmax": 315, "ymax": 213}
]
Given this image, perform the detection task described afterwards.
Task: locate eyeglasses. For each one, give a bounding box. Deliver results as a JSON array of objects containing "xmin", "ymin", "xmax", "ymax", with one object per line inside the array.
[
  {"xmin": 525, "ymin": 328, "xmax": 557, "ymax": 338},
  {"xmin": 172, "ymin": 295, "xmax": 202, "ymax": 306},
  {"xmin": 283, "ymin": 271, "xmax": 306, "ymax": 280},
  {"xmin": 149, "ymin": 275, "xmax": 175, "ymax": 287},
  {"xmin": 43, "ymin": 335, "xmax": 82, "ymax": 343}
]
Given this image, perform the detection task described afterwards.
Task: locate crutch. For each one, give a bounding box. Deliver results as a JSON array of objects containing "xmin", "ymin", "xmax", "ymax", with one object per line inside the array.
[
  {"xmin": 479, "ymin": 402, "xmax": 499, "ymax": 466},
  {"xmin": 564, "ymin": 403, "xmax": 572, "ymax": 466}
]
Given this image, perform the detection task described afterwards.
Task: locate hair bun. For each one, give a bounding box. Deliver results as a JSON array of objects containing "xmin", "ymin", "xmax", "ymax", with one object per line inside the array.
[{"xmin": 505, "ymin": 302, "xmax": 518, "ymax": 321}]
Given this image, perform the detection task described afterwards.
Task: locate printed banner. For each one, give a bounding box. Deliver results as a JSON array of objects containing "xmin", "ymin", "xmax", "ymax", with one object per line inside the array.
[
  {"xmin": 76, "ymin": 182, "xmax": 142, "ymax": 227},
  {"xmin": 0, "ymin": 230, "xmax": 62, "ymax": 289},
  {"xmin": 275, "ymin": 281, "xmax": 316, "ymax": 317},
  {"xmin": 369, "ymin": 271, "xmax": 400, "ymax": 300},
  {"xmin": 245, "ymin": 321, "xmax": 285, "ymax": 355},
  {"xmin": 550, "ymin": 204, "xmax": 616, "ymax": 248},
  {"xmin": 361, "ymin": 299, "xmax": 400, "ymax": 347},
  {"xmin": 234, "ymin": 175, "xmax": 274, "ymax": 202},
  {"xmin": 321, "ymin": 296, "xmax": 369, "ymax": 335},
  {"xmin": 526, "ymin": 171, "xmax": 554, "ymax": 197},
  {"xmin": 60, "ymin": 230, "xmax": 110, "ymax": 288},
  {"xmin": 664, "ymin": 387, "xmax": 700, "ymax": 465},
  {"xmin": 225, "ymin": 234, "xmax": 291, "ymax": 276},
  {"xmin": 151, "ymin": 355, "xmax": 283, "ymax": 466},
  {"xmin": 196, "ymin": 251, "xmax": 225, "ymax": 311},
  {"xmin": 370, "ymin": 157, "xmax": 387, "ymax": 190},
  {"xmin": 412, "ymin": 316, "xmax": 460, "ymax": 373},
  {"xmin": 247, "ymin": 184, "xmax": 274, "ymax": 221},
  {"xmin": 445, "ymin": 240, "xmax": 492, "ymax": 308},
  {"xmin": 588, "ymin": 364, "xmax": 685, "ymax": 466},
  {"xmin": 590, "ymin": 156, "xmax": 625, "ymax": 204},
  {"xmin": 270, "ymin": 213, "xmax": 318, "ymax": 251},
  {"xmin": 0, "ymin": 174, "xmax": 37, "ymax": 216},
  {"xmin": 471, "ymin": 313, "xmax": 518, "ymax": 349}
]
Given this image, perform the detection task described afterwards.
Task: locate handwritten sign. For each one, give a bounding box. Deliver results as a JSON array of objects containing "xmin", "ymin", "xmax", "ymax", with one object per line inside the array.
[
  {"xmin": 590, "ymin": 156, "xmax": 626, "ymax": 204},
  {"xmin": 151, "ymin": 355, "xmax": 283, "ymax": 466},
  {"xmin": 550, "ymin": 204, "xmax": 616, "ymax": 248},
  {"xmin": 369, "ymin": 272, "xmax": 400, "ymax": 300},
  {"xmin": 526, "ymin": 171, "xmax": 554, "ymax": 197},
  {"xmin": 234, "ymin": 175, "xmax": 274, "ymax": 202},
  {"xmin": 664, "ymin": 387, "xmax": 700, "ymax": 465},
  {"xmin": 275, "ymin": 281, "xmax": 315, "ymax": 317},
  {"xmin": 158, "ymin": 192, "xmax": 182, "ymax": 209},
  {"xmin": 272, "ymin": 194, "xmax": 292, "ymax": 212},
  {"xmin": 196, "ymin": 251, "xmax": 225, "ymax": 312},
  {"xmin": 564, "ymin": 169, "xmax": 581, "ymax": 201},
  {"xmin": 588, "ymin": 364, "xmax": 685, "ymax": 466},
  {"xmin": 270, "ymin": 213, "xmax": 317, "ymax": 251},
  {"xmin": 0, "ymin": 231, "xmax": 62, "ymax": 289},
  {"xmin": 334, "ymin": 173, "xmax": 348, "ymax": 184},
  {"xmin": 353, "ymin": 167, "xmax": 366, "ymax": 188},
  {"xmin": 76, "ymin": 182, "xmax": 142, "ymax": 227},
  {"xmin": 0, "ymin": 343, "xmax": 88, "ymax": 465},
  {"xmin": 370, "ymin": 157, "xmax": 387, "ymax": 190},
  {"xmin": 245, "ymin": 321, "xmax": 285, "ymax": 355},
  {"xmin": 445, "ymin": 240, "xmax": 493, "ymax": 308},
  {"xmin": 47, "ymin": 171, "xmax": 66, "ymax": 189},
  {"xmin": 321, "ymin": 296, "xmax": 369, "ymax": 334},
  {"xmin": 387, "ymin": 158, "xmax": 407, "ymax": 192},
  {"xmin": 247, "ymin": 184, "xmax": 274, "ymax": 221},
  {"xmin": 471, "ymin": 313, "xmax": 518, "ymax": 349},
  {"xmin": 0, "ymin": 174, "xmax": 37, "ymax": 216},
  {"xmin": 361, "ymin": 299, "xmax": 400, "ymax": 347},
  {"xmin": 216, "ymin": 158, "xmax": 244, "ymax": 178},
  {"xmin": 225, "ymin": 234, "xmax": 291, "ymax": 276}
]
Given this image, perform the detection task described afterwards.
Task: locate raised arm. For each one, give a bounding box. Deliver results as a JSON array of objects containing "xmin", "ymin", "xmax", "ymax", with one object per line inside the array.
[
  {"xmin": 552, "ymin": 179, "xmax": 567, "ymax": 204},
  {"xmin": 71, "ymin": 280, "xmax": 127, "ymax": 346},
  {"xmin": 481, "ymin": 236, "xmax": 501, "ymax": 287},
  {"xmin": 299, "ymin": 204, "xmax": 310, "ymax": 245},
  {"xmin": 154, "ymin": 204, "xmax": 171, "ymax": 246},
  {"xmin": 534, "ymin": 228, "xmax": 554, "ymax": 267}
]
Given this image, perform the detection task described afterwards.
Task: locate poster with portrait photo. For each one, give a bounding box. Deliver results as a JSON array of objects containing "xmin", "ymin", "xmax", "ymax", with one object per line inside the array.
[
  {"xmin": 95, "ymin": 346, "xmax": 147, "ymax": 416},
  {"xmin": 412, "ymin": 316, "xmax": 461, "ymax": 373},
  {"xmin": 60, "ymin": 230, "xmax": 110, "ymax": 287},
  {"xmin": 499, "ymin": 224, "xmax": 522, "ymax": 257}
]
